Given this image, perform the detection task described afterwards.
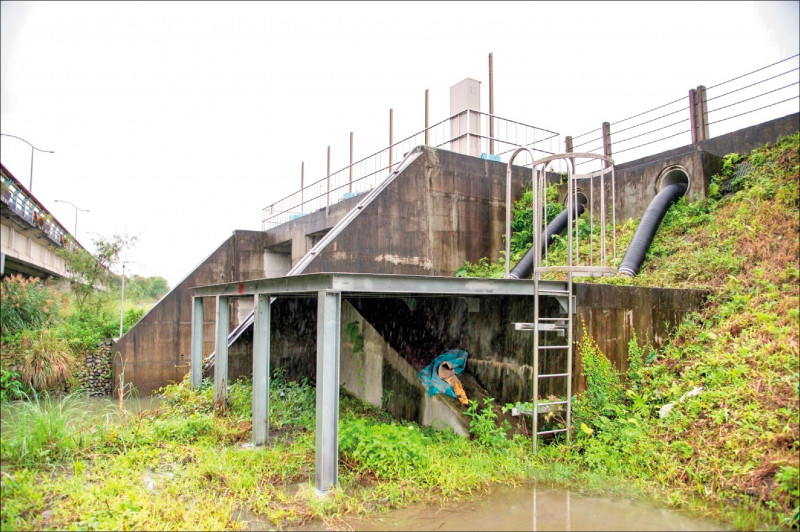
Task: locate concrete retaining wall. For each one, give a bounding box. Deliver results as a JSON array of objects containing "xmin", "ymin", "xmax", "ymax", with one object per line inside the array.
[{"xmin": 114, "ymin": 230, "xmax": 270, "ymax": 396}]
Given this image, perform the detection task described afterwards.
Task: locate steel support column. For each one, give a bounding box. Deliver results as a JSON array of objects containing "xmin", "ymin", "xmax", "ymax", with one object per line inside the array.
[
  {"xmin": 190, "ymin": 297, "xmax": 204, "ymax": 389},
  {"xmin": 252, "ymin": 293, "xmax": 271, "ymax": 446},
  {"xmin": 315, "ymin": 290, "xmax": 341, "ymax": 494},
  {"xmin": 214, "ymin": 295, "xmax": 229, "ymax": 409}
]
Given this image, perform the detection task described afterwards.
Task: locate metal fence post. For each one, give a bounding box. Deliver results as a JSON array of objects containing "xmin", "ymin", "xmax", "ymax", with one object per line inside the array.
[
  {"xmin": 349, "ymin": 132, "xmax": 354, "ymax": 193},
  {"xmin": 315, "ymin": 290, "xmax": 341, "ymax": 495},
  {"xmin": 213, "ymin": 295, "xmax": 229, "ymax": 410},
  {"xmin": 252, "ymin": 293, "xmax": 270, "ymax": 446},
  {"xmin": 326, "ymin": 146, "xmax": 331, "ymax": 211},
  {"xmin": 389, "ymin": 108, "xmax": 394, "ymax": 170},
  {"xmin": 190, "ymin": 297, "xmax": 204, "ymax": 389}
]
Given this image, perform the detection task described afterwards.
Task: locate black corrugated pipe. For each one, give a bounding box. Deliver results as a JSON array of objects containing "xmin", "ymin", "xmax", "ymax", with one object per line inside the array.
[
  {"xmin": 508, "ymin": 202, "xmax": 586, "ymax": 279},
  {"xmin": 618, "ymin": 182, "xmax": 687, "ymax": 276}
]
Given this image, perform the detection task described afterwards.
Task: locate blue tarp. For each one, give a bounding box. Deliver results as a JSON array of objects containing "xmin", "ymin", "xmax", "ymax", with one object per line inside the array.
[{"xmin": 418, "ymin": 349, "xmax": 468, "ymax": 399}]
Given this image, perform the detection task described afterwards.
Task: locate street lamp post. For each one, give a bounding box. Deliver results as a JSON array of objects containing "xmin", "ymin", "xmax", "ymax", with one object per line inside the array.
[
  {"xmin": 53, "ymin": 199, "xmax": 89, "ymax": 239},
  {"xmin": 119, "ymin": 261, "xmax": 126, "ymax": 338},
  {"xmin": 0, "ymin": 133, "xmax": 55, "ymax": 192}
]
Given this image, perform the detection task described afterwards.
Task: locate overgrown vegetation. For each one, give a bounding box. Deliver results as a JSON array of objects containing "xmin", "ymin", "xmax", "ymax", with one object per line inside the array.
[
  {"xmin": 0, "ymin": 234, "xmax": 169, "ymax": 400},
  {"xmin": 462, "ymin": 133, "xmax": 800, "ymax": 530},
  {"xmin": 0, "ymin": 375, "xmax": 535, "ymax": 531}
]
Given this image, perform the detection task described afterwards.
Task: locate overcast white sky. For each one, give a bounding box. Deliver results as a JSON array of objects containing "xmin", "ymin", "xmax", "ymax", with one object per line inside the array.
[{"xmin": 1, "ymin": 1, "xmax": 798, "ymax": 288}]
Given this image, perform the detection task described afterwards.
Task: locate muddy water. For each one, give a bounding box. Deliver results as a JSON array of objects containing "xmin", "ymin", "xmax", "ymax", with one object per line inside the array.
[
  {"xmin": 0, "ymin": 395, "xmax": 163, "ymax": 423},
  {"xmin": 293, "ymin": 484, "xmax": 729, "ymax": 531}
]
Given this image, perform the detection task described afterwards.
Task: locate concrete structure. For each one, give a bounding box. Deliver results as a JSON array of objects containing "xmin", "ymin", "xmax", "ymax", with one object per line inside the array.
[
  {"xmin": 1, "ymin": 164, "xmax": 74, "ymax": 279},
  {"xmin": 191, "ymin": 272, "xmax": 572, "ymax": 492},
  {"xmin": 116, "ymin": 112, "xmax": 799, "ymax": 402}
]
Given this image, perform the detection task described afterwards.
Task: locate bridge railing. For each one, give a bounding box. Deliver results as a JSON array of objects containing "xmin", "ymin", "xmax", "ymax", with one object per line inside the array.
[
  {"xmin": 262, "ymin": 111, "xmax": 561, "ymax": 229},
  {"xmin": 1, "ymin": 169, "xmax": 77, "ymax": 251}
]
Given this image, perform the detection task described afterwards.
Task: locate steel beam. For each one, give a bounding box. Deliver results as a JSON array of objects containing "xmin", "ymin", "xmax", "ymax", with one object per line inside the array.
[
  {"xmin": 190, "ymin": 297, "xmax": 204, "ymax": 389},
  {"xmin": 315, "ymin": 290, "xmax": 341, "ymax": 494},
  {"xmin": 214, "ymin": 295, "xmax": 229, "ymax": 409},
  {"xmin": 252, "ymin": 293, "xmax": 271, "ymax": 446}
]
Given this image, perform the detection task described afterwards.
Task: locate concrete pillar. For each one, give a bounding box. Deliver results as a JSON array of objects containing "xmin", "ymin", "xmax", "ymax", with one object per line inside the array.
[
  {"xmin": 190, "ymin": 297, "xmax": 204, "ymax": 389},
  {"xmin": 689, "ymin": 87, "xmax": 709, "ymax": 143},
  {"xmin": 252, "ymin": 293, "xmax": 271, "ymax": 446},
  {"xmin": 697, "ymin": 85, "xmax": 709, "ymax": 141},
  {"xmin": 602, "ymin": 122, "xmax": 612, "ymax": 166},
  {"xmin": 214, "ymin": 295, "xmax": 229, "ymax": 409},
  {"xmin": 450, "ymin": 78, "xmax": 481, "ymax": 157},
  {"xmin": 315, "ymin": 290, "xmax": 341, "ymax": 495}
]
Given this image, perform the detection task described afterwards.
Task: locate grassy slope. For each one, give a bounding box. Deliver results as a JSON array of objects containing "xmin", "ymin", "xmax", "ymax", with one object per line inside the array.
[{"xmin": 549, "ymin": 133, "xmax": 799, "ymax": 530}]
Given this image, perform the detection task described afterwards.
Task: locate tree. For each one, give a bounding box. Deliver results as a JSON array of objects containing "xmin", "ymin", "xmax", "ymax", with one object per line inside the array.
[{"xmin": 57, "ymin": 233, "xmax": 138, "ymax": 310}]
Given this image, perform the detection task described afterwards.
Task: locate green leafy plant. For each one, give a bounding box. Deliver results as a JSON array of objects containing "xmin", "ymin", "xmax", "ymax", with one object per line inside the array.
[
  {"xmin": 464, "ymin": 397, "xmax": 510, "ymax": 447},
  {"xmin": 338, "ymin": 417, "xmax": 431, "ymax": 479},
  {"xmin": 0, "ymin": 367, "xmax": 26, "ymax": 403},
  {"xmin": 0, "ymin": 275, "xmax": 60, "ymax": 338}
]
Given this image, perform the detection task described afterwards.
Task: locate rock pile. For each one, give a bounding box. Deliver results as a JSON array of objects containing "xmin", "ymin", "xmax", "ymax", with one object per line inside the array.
[{"xmin": 79, "ymin": 340, "xmax": 115, "ymax": 396}]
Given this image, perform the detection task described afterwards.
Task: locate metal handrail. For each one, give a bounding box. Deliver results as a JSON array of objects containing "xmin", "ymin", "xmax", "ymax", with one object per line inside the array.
[
  {"xmin": 0, "ymin": 169, "xmax": 78, "ymax": 251},
  {"xmin": 262, "ymin": 110, "xmax": 560, "ymax": 229}
]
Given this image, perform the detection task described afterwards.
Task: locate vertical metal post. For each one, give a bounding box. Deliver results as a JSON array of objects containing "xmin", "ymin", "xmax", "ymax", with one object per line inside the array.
[
  {"xmin": 190, "ymin": 297, "xmax": 204, "ymax": 389},
  {"xmin": 424, "ymin": 89, "xmax": 429, "ymax": 145},
  {"xmin": 315, "ymin": 290, "xmax": 341, "ymax": 495},
  {"xmin": 214, "ymin": 295, "xmax": 229, "ymax": 409},
  {"xmin": 29, "ymin": 146, "xmax": 34, "ymax": 192},
  {"xmin": 349, "ymin": 132, "xmax": 354, "ymax": 193},
  {"xmin": 301, "ymin": 162, "xmax": 305, "ymax": 213},
  {"xmin": 389, "ymin": 108, "xmax": 394, "ymax": 170},
  {"xmin": 326, "ymin": 146, "xmax": 331, "ymax": 211},
  {"xmin": 118, "ymin": 263, "xmax": 125, "ymax": 338},
  {"xmin": 252, "ymin": 293, "xmax": 271, "ymax": 446},
  {"xmin": 602, "ymin": 122, "xmax": 612, "ymax": 167},
  {"xmin": 689, "ymin": 88, "xmax": 699, "ymax": 144},
  {"xmin": 489, "ymin": 52, "xmax": 495, "ymax": 155}
]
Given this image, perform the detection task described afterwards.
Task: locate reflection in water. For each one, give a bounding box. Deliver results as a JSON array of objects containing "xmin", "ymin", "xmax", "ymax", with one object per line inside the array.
[
  {"xmin": 0, "ymin": 395, "xmax": 163, "ymax": 424},
  {"xmin": 295, "ymin": 484, "xmax": 728, "ymax": 532}
]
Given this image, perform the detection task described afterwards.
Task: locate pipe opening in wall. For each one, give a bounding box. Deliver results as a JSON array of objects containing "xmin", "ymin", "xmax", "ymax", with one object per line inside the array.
[
  {"xmin": 570, "ymin": 190, "xmax": 589, "ymax": 207},
  {"xmin": 657, "ymin": 166, "xmax": 690, "ymax": 193}
]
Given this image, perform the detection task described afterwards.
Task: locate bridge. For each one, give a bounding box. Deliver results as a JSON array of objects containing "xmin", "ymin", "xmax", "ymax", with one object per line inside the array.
[{"xmin": 1, "ymin": 163, "xmax": 79, "ymax": 279}]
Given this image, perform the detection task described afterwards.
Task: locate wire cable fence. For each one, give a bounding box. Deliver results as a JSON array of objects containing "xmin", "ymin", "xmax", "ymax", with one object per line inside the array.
[
  {"xmin": 262, "ymin": 111, "xmax": 560, "ymax": 229},
  {"xmin": 571, "ymin": 54, "xmax": 799, "ymax": 171}
]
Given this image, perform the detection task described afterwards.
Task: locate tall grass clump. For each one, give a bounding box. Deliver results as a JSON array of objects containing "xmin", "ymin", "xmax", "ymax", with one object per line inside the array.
[
  {"xmin": 16, "ymin": 329, "xmax": 75, "ymax": 392},
  {"xmin": 0, "ymin": 391, "xmax": 105, "ymax": 467}
]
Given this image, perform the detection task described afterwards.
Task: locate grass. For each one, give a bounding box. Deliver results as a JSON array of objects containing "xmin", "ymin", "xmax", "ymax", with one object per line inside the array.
[{"xmin": 0, "ymin": 376, "xmax": 537, "ymax": 531}]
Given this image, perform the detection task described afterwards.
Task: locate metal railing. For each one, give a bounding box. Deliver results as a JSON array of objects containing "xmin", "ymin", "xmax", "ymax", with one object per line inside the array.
[
  {"xmin": 570, "ymin": 54, "xmax": 799, "ymax": 168},
  {"xmin": 1, "ymin": 169, "xmax": 77, "ymax": 251},
  {"xmin": 262, "ymin": 111, "xmax": 560, "ymax": 229}
]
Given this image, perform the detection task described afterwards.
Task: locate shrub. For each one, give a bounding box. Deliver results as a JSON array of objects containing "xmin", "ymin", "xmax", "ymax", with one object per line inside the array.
[
  {"xmin": 0, "ymin": 367, "xmax": 26, "ymax": 403},
  {"xmin": 18, "ymin": 329, "xmax": 75, "ymax": 393},
  {"xmin": 464, "ymin": 397, "xmax": 510, "ymax": 447},
  {"xmin": 339, "ymin": 417, "xmax": 431, "ymax": 479},
  {"xmin": 0, "ymin": 275, "xmax": 60, "ymax": 338}
]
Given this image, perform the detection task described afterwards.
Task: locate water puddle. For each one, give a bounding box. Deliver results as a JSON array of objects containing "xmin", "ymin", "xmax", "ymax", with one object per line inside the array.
[
  {"xmin": 0, "ymin": 395, "xmax": 163, "ymax": 424},
  {"xmin": 292, "ymin": 484, "xmax": 729, "ymax": 531}
]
